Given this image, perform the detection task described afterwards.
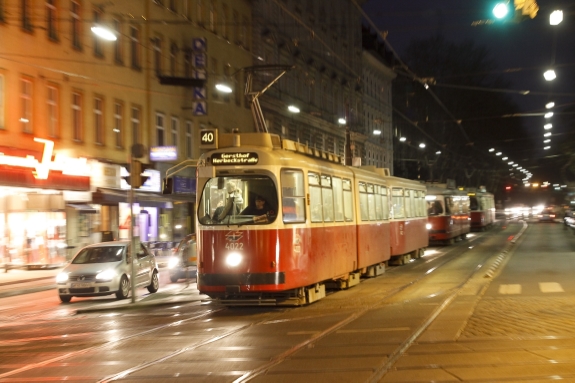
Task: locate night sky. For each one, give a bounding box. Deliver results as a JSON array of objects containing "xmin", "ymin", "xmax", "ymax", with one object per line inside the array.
[{"xmin": 362, "ymin": 0, "xmax": 575, "ymax": 184}]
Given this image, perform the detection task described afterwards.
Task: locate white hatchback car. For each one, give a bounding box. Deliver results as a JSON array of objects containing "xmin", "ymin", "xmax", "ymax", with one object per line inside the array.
[{"xmin": 56, "ymin": 241, "xmax": 159, "ymax": 303}]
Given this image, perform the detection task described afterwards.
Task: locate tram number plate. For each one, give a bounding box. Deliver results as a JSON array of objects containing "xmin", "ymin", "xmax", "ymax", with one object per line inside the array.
[{"xmin": 71, "ymin": 282, "xmax": 92, "ymax": 288}]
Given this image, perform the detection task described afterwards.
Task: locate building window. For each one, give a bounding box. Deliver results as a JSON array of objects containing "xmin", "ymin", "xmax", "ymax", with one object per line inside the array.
[
  {"xmin": 221, "ymin": 4, "xmax": 228, "ymax": 39},
  {"xmin": 170, "ymin": 42, "xmax": 178, "ymax": 76},
  {"xmin": 209, "ymin": 1, "xmax": 217, "ymax": 32},
  {"xmin": 156, "ymin": 113, "xmax": 165, "ymax": 146},
  {"xmin": 20, "ymin": 79, "xmax": 32, "ymax": 133},
  {"xmin": 71, "ymin": 0, "xmax": 81, "ymax": 50},
  {"xmin": 46, "ymin": 0, "xmax": 58, "ymax": 40},
  {"xmin": 113, "ymin": 19, "xmax": 123, "ymax": 64},
  {"xmin": 72, "ymin": 92, "xmax": 82, "ymax": 141},
  {"xmin": 0, "ymin": 0, "xmax": 5, "ymax": 23},
  {"xmin": 93, "ymin": 8, "xmax": 103, "ymax": 57},
  {"xmin": 94, "ymin": 97, "xmax": 104, "ymax": 144},
  {"xmin": 197, "ymin": 0, "xmax": 203, "ymax": 25},
  {"xmin": 185, "ymin": 120, "xmax": 193, "ymax": 158},
  {"xmin": 22, "ymin": 0, "xmax": 32, "ymax": 31},
  {"xmin": 241, "ymin": 16, "xmax": 249, "ymax": 49},
  {"xmin": 169, "ymin": 0, "xmax": 176, "ymax": 12},
  {"xmin": 153, "ymin": 36, "xmax": 162, "ymax": 75},
  {"xmin": 47, "ymin": 85, "xmax": 59, "ymax": 137},
  {"xmin": 130, "ymin": 25, "xmax": 141, "ymax": 69},
  {"xmin": 114, "ymin": 102, "xmax": 124, "ymax": 148},
  {"xmin": 131, "ymin": 106, "xmax": 140, "ymax": 146},
  {"xmin": 171, "ymin": 117, "xmax": 179, "ymax": 146},
  {"xmin": 0, "ymin": 75, "xmax": 4, "ymax": 129},
  {"xmin": 233, "ymin": 10, "xmax": 239, "ymax": 43}
]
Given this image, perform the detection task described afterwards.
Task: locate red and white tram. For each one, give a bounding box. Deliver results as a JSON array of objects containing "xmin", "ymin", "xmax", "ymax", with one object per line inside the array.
[
  {"xmin": 426, "ymin": 185, "xmax": 470, "ymax": 245},
  {"xmin": 195, "ymin": 132, "xmax": 428, "ymax": 305},
  {"xmin": 468, "ymin": 189, "xmax": 495, "ymax": 231}
]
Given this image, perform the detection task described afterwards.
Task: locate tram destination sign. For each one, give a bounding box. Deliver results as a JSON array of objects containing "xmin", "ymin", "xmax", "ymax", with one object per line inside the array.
[{"xmin": 211, "ymin": 152, "xmax": 259, "ymax": 166}]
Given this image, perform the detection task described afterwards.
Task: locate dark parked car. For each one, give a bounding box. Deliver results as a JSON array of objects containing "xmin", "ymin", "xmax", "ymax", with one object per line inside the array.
[{"xmin": 168, "ymin": 234, "xmax": 197, "ymax": 282}]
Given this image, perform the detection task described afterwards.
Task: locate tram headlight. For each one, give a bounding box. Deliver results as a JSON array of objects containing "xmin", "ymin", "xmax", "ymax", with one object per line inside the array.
[
  {"xmin": 225, "ymin": 252, "xmax": 242, "ymax": 267},
  {"xmin": 426, "ymin": 223, "xmax": 432, "ymax": 230}
]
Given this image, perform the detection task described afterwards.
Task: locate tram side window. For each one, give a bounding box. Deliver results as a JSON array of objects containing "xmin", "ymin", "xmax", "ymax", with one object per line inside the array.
[
  {"xmin": 416, "ymin": 190, "xmax": 425, "ymax": 217},
  {"xmin": 404, "ymin": 189, "xmax": 413, "ymax": 218},
  {"xmin": 469, "ymin": 196, "xmax": 479, "ymax": 211},
  {"xmin": 381, "ymin": 187, "xmax": 389, "ymax": 220},
  {"xmin": 367, "ymin": 183, "xmax": 376, "ymax": 221},
  {"xmin": 461, "ymin": 196, "xmax": 470, "ymax": 214},
  {"xmin": 391, "ymin": 188, "xmax": 404, "ymax": 219},
  {"xmin": 321, "ymin": 174, "xmax": 334, "ymax": 222},
  {"xmin": 359, "ymin": 182, "xmax": 369, "ymax": 221},
  {"xmin": 342, "ymin": 178, "xmax": 353, "ymax": 221},
  {"xmin": 445, "ymin": 197, "xmax": 454, "ymax": 215},
  {"xmin": 332, "ymin": 177, "xmax": 344, "ymax": 222},
  {"xmin": 281, "ymin": 169, "xmax": 306, "ymax": 223},
  {"xmin": 309, "ymin": 172, "xmax": 323, "ymax": 223},
  {"xmin": 374, "ymin": 185, "xmax": 383, "ymax": 220}
]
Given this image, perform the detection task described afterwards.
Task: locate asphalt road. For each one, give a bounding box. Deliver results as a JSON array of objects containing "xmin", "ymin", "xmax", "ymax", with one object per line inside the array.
[{"xmin": 1, "ymin": 220, "xmax": 575, "ymax": 382}]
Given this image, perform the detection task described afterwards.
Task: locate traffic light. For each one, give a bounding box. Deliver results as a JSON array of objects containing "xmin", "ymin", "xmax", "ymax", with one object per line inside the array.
[
  {"xmin": 162, "ymin": 177, "xmax": 173, "ymax": 195},
  {"xmin": 492, "ymin": 0, "xmax": 538, "ymax": 21},
  {"xmin": 122, "ymin": 160, "xmax": 153, "ymax": 189},
  {"xmin": 139, "ymin": 162, "xmax": 152, "ymax": 187}
]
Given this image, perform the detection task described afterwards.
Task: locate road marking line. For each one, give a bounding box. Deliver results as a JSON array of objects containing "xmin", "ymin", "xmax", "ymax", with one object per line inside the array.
[
  {"xmin": 337, "ymin": 327, "xmax": 410, "ymax": 333},
  {"xmin": 499, "ymin": 284, "xmax": 522, "ymax": 294},
  {"xmin": 539, "ymin": 282, "xmax": 564, "ymax": 293}
]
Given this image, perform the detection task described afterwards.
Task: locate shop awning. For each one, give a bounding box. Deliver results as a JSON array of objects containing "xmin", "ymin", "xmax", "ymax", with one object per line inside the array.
[
  {"xmin": 92, "ymin": 188, "xmax": 194, "ymax": 208},
  {"xmin": 67, "ymin": 204, "xmax": 98, "ymax": 214}
]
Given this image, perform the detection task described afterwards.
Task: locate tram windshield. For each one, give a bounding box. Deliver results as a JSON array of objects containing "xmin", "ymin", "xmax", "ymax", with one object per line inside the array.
[{"xmin": 198, "ymin": 176, "xmax": 278, "ymax": 225}]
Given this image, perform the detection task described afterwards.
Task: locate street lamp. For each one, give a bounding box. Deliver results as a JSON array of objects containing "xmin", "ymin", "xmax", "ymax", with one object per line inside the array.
[
  {"xmin": 493, "ymin": 3, "xmax": 510, "ymax": 19},
  {"xmin": 546, "ymin": 101, "xmax": 555, "ymax": 109},
  {"xmin": 544, "ymin": 112, "xmax": 553, "ymax": 118},
  {"xmin": 338, "ymin": 117, "xmax": 346, "ymax": 125},
  {"xmin": 544, "ymin": 123, "xmax": 552, "ymax": 130},
  {"xmin": 543, "ymin": 69, "xmax": 556, "ymax": 81},
  {"xmin": 419, "ymin": 143, "xmax": 426, "ymax": 148},
  {"xmin": 288, "ymin": 105, "xmax": 300, "ymax": 113},
  {"xmin": 215, "ymin": 82, "xmax": 233, "ymax": 93},
  {"xmin": 550, "ymin": 10, "xmax": 563, "ymax": 25},
  {"xmin": 91, "ymin": 25, "xmax": 117, "ymax": 41}
]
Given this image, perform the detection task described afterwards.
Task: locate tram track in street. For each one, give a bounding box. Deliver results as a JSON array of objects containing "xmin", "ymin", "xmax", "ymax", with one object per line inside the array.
[{"xmin": 0, "ymin": 222, "xmax": 522, "ymax": 382}]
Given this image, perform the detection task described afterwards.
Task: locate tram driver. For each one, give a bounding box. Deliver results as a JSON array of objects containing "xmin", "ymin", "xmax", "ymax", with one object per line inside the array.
[
  {"xmin": 212, "ymin": 182, "xmax": 243, "ymax": 221},
  {"xmin": 241, "ymin": 194, "xmax": 276, "ymax": 222}
]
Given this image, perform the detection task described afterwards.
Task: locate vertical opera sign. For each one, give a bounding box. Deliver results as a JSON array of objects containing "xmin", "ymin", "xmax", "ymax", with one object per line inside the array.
[{"xmin": 192, "ymin": 37, "xmax": 207, "ymax": 116}]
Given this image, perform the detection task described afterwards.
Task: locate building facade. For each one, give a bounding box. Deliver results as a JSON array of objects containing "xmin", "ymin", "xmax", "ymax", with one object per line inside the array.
[{"xmin": 0, "ymin": 0, "xmax": 253, "ymax": 267}]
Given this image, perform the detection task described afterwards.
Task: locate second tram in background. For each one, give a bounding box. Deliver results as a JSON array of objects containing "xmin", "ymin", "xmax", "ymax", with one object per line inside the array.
[
  {"xmin": 426, "ymin": 184, "xmax": 471, "ymax": 245},
  {"xmin": 195, "ymin": 132, "xmax": 428, "ymax": 306},
  {"xmin": 467, "ymin": 188, "xmax": 495, "ymax": 231}
]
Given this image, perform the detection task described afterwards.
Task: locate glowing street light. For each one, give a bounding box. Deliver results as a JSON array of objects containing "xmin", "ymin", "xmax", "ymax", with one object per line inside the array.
[
  {"xmin": 544, "ymin": 132, "xmax": 552, "ymax": 137},
  {"xmin": 489, "ymin": 148, "xmax": 495, "ymax": 152},
  {"xmin": 550, "ymin": 10, "xmax": 563, "ymax": 25},
  {"xmin": 544, "ymin": 69, "xmax": 556, "ymax": 81},
  {"xmin": 544, "ymin": 123, "xmax": 552, "ymax": 130},
  {"xmin": 419, "ymin": 143, "xmax": 426, "ymax": 148},
  {"xmin": 91, "ymin": 25, "xmax": 117, "ymax": 41},
  {"xmin": 288, "ymin": 105, "xmax": 300, "ymax": 113},
  {"xmin": 399, "ymin": 137, "xmax": 407, "ymax": 142},
  {"xmin": 338, "ymin": 118, "xmax": 346, "ymax": 125},
  {"xmin": 215, "ymin": 83, "xmax": 233, "ymax": 93},
  {"xmin": 544, "ymin": 112, "xmax": 553, "ymax": 118},
  {"xmin": 546, "ymin": 102, "xmax": 555, "ymax": 109}
]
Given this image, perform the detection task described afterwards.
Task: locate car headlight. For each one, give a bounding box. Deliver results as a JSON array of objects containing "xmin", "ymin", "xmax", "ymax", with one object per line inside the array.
[
  {"xmin": 168, "ymin": 256, "xmax": 180, "ymax": 269},
  {"xmin": 95, "ymin": 269, "xmax": 117, "ymax": 281},
  {"xmin": 225, "ymin": 252, "xmax": 242, "ymax": 267},
  {"xmin": 56, "ymin": 272, "xmax": 69, "ymax": 283},
  {"xmin": 426, "ymin": 223, "xmax": 432, "ymax": 230}
]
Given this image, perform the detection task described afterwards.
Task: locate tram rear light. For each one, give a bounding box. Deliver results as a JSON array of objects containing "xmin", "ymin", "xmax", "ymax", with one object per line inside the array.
[{"xmin": 226, "ymin": 252, "xmax": 242, "ymax": 267}]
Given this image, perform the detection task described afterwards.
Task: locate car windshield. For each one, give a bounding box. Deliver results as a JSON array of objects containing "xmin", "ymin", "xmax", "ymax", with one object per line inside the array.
[
  {"xmin": 198, "ymin": 175, "xmax": 278, "ymax": 225},
  {"xmin": 72, "ymin": 246, "xmax": 125, "ymax": 264}
]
